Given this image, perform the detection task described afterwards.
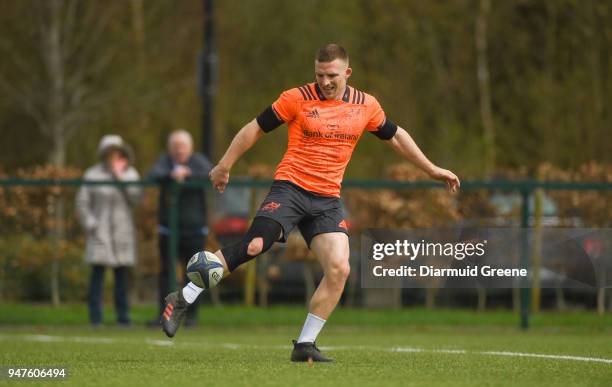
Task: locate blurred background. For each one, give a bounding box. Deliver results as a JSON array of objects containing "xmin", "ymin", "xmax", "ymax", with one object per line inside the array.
[{"xmin": 0, "ymin": 0, "xmax": 610, "ymax": 324}]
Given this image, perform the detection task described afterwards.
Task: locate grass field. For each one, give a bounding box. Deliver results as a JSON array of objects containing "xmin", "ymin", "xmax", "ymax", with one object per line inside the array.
[{"xmin": 1, "ymin": 305, "xmax": 611, "ymax": 386}]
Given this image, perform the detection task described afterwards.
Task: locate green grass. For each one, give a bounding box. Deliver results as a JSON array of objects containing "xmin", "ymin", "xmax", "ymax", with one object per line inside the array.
[
  {"xmin": 1, "ymin": 305, "xmax": 611, "ymax": 386},
  {"xmin": 1, "ymin": 303, "xmax": 611, "ymax": 329}
]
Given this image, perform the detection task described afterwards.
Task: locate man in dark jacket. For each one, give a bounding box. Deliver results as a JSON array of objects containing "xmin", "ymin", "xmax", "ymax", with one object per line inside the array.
[{"xmin": 148, "ymin": 129, "xmax": 212, "ymax": 326}]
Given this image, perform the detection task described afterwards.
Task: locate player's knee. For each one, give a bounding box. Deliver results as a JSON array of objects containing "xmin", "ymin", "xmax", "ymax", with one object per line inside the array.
[
  {"xmin": 339, "ymin": 261, "xmax": 351, "ymax": 282},
  {"xmin": 246, "ymin": 238, "xmax": 264, "ymax": 256},
  {"xmin": 221, "ymin": 217, "xmax": 282, "ymax": 273},
  {"xmin": 328, "ymin": 260, "xmax": 350, "ymax": 284}
]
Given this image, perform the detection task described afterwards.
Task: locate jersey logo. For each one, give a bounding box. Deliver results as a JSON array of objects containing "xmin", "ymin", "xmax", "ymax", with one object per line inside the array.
[
  {"xmin": 306, "ymin": 109, "xmax": 320, "ymax": 119},
  {"xmin": 338, "ymin": 220, "xmax": 348, "ymax": 230},
  {"xmin": 261, "ymin": 201, "xmax": 281, "ymax": 212}
]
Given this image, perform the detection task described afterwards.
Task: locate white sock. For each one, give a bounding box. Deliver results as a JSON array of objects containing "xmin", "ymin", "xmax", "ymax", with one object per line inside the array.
[
  {"xmin": 181, "ymin": 282, "xmax": 204, "ymax": 304},
  {"xmin": 297, "ymin": 313, "xmax": 326, "ymax": 343}
]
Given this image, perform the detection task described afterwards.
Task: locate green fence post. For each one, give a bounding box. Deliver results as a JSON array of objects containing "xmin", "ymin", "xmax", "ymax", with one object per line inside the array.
[
  {"xmin": 168, "ymin": 182, "xmax": 179, "ymax": 292},
  {"xmin": 520, "ymin": 186, "xmax": 531, "ymax": 330}
]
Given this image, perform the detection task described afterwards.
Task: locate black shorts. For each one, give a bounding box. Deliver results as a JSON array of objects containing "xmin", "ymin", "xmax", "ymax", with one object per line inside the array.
[{"xmin": 255, "ymin": 180, "xmax": 348, "ymax": 247}]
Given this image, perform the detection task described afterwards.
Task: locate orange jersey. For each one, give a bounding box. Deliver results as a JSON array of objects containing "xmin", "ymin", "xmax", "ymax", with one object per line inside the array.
[{"xmin": 269, "ymin": 83, "xmax": 388, "ymax": 197}]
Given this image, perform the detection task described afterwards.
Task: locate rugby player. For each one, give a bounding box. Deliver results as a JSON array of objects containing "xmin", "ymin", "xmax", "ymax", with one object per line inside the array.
[{"xmin": 161, "ymin": 43, "xmax": 460, "ymax": 362}]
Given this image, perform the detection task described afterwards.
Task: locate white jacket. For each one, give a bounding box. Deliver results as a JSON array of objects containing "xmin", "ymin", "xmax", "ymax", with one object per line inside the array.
[{"xmin": 76, "ymin": 164, "xmax": 142, "ymax": 267}]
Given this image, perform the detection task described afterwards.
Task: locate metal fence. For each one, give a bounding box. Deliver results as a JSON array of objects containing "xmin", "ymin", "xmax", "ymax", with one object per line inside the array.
[{"xmin": 1, "ymin": 178, "xmax": 611, "ymax": 329}]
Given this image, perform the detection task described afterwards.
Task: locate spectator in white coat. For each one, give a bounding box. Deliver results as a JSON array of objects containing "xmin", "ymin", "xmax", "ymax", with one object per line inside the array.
[{"xmin": 76, "ymin": 135, "xmax": 142, "ymax": 326}]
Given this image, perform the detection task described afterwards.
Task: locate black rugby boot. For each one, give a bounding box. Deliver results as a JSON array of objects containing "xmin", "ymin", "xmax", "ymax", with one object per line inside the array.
[
  {"xmin": 290, "ymin": 340, "xmax": 335, "ymax": 362},
  {"xmin": 161, "ymin": 291, "xmax": 188, "ymax": 338}
]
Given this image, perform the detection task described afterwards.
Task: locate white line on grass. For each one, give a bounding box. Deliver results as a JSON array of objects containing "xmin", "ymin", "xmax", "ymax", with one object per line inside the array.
[
  {"xmin": 2, "ymin": 334, "xmax": 611, "ymax": 365},
  {"xmin": 479, "ymin": 351, "xmax": 612, "ymax": 364},
  {"xmin": 392, "ymin": 347, "xmax": 612, "ymax": 364},
  {"xmin": 145, "ymin": 339, "xmax": 174, "ymax": 346}
]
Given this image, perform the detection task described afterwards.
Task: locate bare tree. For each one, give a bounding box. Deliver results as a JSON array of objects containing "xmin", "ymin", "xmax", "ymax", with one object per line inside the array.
[
  {"xmin": 475, "ymin": 0, "xmax": 495, "ymax": 176},
  {"xmin": 0, "ymin": 0, "xmax": 116, "ymax": 167},
  {"xmin": 472, "ymin": 0, "xmax": 496, "ymax": 309},
  {"xmin": 0, "ymin": 0, "xmax": 117, "ymax": 305}
]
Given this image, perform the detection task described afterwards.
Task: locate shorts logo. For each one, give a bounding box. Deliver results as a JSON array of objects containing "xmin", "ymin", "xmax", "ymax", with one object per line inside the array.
[
  {"xmin": 261, "ymin": 201, "xmax": 281, "ymax": 212},
  {"xmin": 338, "ymin": 220, "xmax": 348, "ymax": 230},
  {"xmin": 306, "ymin": 109, "xmax": 320, "ymax": 118}
]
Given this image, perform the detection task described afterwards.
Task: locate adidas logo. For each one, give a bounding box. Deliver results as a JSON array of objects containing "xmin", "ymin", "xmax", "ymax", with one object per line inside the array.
[
  {"xmin": 306, "ymin": 109, "xmax": 320, "ymax": 118},
  {"xmin": 163, "ymin": 303, "xmax": 174, "ymax": 321}
]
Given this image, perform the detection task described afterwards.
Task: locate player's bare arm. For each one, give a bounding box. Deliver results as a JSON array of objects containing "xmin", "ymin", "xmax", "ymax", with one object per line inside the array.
[
  {"xmin": 209, "ymin": 118, "xmax": 264, "ymax": 193},
  {"xmin": 386, "ymin": 126, "xmax": 460, "ymax": 192}
]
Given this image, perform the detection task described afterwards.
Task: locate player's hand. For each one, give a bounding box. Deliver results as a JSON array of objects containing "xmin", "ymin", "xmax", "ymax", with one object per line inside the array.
[
  {"xmin": 209, "ymin": 164, "xmax": 230, "ymax": 193},
  {"xmin": 429, "ymin": 167, "xmax": 460, "ymax": 193}
]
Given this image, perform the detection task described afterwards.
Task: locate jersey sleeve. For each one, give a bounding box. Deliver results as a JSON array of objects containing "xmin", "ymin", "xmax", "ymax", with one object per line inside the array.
[
  {"xmin": 272, "ymin": 89, "xmax": 299, "ymax": 123},
  {"xmin": 256, "ymin": 89, "xmax": 299, "ymax": 132},
  {"xmin": 366, "ymin": 96, "xmax": 397, "ymax": 140},
  {"xmin": 365, "ymin": 97, "xmax": 386, "ymax": 132}
]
